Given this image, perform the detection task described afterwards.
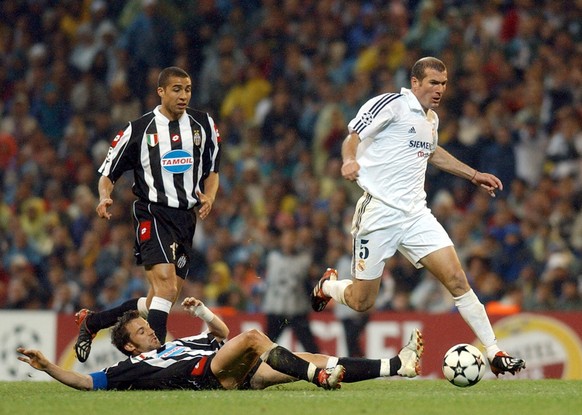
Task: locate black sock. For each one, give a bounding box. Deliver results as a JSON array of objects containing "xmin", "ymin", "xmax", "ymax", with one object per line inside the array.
[
  {"xmin": 389, "ymin": 356, "xmax": 401, "ymax": 376},
  {"xmin": 86, "ymin": 298, "xmax": 139, "ymax": 333},
  {"xmin": 265, "ymin": 346, "xmax": 319, "ymax": 383},
  {"xmin": 337, "ymin": 357, "xmax": 381, "ymax": 382},
  {"xmin": 147, "ymin": 309, "xmax": 168, "ymax": 343}
]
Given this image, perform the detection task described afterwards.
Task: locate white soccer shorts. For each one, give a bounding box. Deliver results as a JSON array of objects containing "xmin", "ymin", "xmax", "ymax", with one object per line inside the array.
[{"xmin": 350, "ymin": 193, "xmax": 453, "ymax": 280}]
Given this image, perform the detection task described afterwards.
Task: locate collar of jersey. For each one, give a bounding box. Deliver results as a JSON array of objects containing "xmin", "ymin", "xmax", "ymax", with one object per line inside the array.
[
  {"xmin": 400, "ymin": 87, "xmax": 426, "ymax": 115},
  {"xmin": 132, "ymin": 343, "xmax": 170, "ymax": 361},
  {"xmin": 154, "ymin": 105, "xmax": 187, "ymax": 123}
]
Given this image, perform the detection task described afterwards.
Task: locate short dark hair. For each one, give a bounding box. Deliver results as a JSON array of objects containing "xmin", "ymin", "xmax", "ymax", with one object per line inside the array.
[
  {"xmin": 411, "ymin": 57, "xmax": 446, "ymax": 81},
  {"xmin": 111, "ymin": 310, "xmax": 141, "ymax": 356},
  {"xmin": 158, "ymin": 66, "xmax": 190, "ymax": 88}
]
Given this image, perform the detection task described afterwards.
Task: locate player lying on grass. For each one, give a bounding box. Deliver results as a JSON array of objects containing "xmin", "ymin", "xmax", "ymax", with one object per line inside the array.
[{"xmin": 17, "ymin": 297, "xmax": 423, "ymax": 391}]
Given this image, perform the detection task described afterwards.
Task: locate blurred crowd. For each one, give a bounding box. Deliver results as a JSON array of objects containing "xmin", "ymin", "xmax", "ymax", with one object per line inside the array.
[{"xmin": 1, "ymin": 0, "xmax": 582, "ymax": 318}]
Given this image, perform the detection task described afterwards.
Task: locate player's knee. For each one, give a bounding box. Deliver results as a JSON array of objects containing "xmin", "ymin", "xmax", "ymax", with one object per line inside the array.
[
  {"xmin": 351, "ymin": 297, "xmax": 375, "ymax": 312},
  {"xmin": 150, "ymin": 274, "xmax": 179, "ymax": 300},
  {"xmin": 349, "ymin": 281, "xmax": 377, "ymax": 312},
  {"xmin": 168, "ymin": 286, "xmax": 179, "ymax": 302},
  {"xmin": 242, "ymin": 329, "xmax": 268, "ymax": 349},
  {"xmin": 447, "ymin": 270, "xmax": 471, "ymax": 297},
  {"xmin": 152, "ymin": 283, "xmax": 178, "ymax": 302}
]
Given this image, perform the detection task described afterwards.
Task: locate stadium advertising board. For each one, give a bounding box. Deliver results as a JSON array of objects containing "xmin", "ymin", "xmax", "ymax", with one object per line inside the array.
[{"xmin": 1, "ymin": 311, "xmax": 581, "ymax": 381}]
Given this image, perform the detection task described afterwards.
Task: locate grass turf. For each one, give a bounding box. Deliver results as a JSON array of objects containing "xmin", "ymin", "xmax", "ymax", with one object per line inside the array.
[{"xmin": 2, "ymin": 379, "xmax": 581, "ymax": 415}]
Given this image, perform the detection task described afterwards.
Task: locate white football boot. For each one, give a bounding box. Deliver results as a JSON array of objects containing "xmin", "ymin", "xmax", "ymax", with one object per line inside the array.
[{"xmin": 397, "ymin": 328, "xmax": 424, "ymax": 377}]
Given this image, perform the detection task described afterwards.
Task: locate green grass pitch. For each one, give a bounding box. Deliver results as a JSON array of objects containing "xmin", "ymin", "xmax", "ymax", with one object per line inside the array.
[{"xmin": 2, "ymin": 379, "xmax": 581, "ymax": 415}]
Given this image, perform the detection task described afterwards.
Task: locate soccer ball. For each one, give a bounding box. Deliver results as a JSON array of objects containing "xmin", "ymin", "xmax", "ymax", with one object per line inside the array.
[{"xmin": 442, "ymin": 343, "xmax": 486, "ymax": 387}]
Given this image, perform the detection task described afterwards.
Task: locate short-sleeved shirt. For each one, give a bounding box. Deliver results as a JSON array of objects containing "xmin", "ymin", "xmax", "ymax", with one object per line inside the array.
[
  {"xmin": 348, "ymin": 87, "xmax": 439, "ymax": 214},
  {"xmin": 99, "ymin": 106, "xmax": 221, "ymax": 210},
  {"xmin": 347, "ymin": 88, "xmax": 452, "ymax": 277},
  {"xmin": 89, "ymin": 333, "xmax": 224, "ymax": 391}
]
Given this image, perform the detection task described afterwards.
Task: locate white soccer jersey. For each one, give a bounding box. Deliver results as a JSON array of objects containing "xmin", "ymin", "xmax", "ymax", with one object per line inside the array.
[{"xmin": 348, "ymin": 88, "xmax": 439, "ymax": 213}]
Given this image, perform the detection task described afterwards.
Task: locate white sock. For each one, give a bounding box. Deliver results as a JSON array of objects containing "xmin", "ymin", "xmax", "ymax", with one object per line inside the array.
[
  {"xmin": 150, "ymin": 296, "xmax": 172, "ymax": 313},
  {"xmin": 326, "ymin": 357, "xmax": 339, "ymax": 369},
  {"xmin": 259, "ymin": 343, "xmax": 278, "ymax": 362},
  {"xmin": 454, "ymin": 289, "xmax": 500, "ymax": 360},
  {"xmin": 307, "ymin": 363, "xmax": 317, "ymax": 382},
  {"xmin": 324, "ymin": 279, "xmax": 353, "ymax": 305},
  {"xmin": 486, "ymin": 344, "xmax": 502, "ymax": 360},
  {"xmin": 379, "ymin": 359, "xmax": 391, "ymax": 377},
  {"xmin": 137, "ymin": 297, "xmax": 149, "ymax": 318}
]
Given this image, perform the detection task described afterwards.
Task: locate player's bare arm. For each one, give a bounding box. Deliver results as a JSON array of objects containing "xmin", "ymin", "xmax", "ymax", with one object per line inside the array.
[
  {"xmin": 16, "ymin": 347, "xmax": 93, "ymax": 390},
  {"xmin": 196, "ymin": 172, "xmax": 219, "ymax": 220},
  {"xmin": 429, "ymin": 146, "xmax": 502, "ymax": 197},
  {"xmin": 341, "ymin": 132, "xmax": 361, "ymax": 181},
  {"xmin": 182, "ymin": 296, "xmax": 229, "ymax": 341},
  {"xmin": 96, "ymin": 175, "xmax": 115, "ymax": 219}
]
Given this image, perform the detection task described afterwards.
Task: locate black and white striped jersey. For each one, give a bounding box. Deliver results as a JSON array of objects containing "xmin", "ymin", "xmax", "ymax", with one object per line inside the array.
[
  {"xmin": 90, "ymin": 332, "xmax": 224, "ymax": 390},
  {"xmin": 99, "ymin": 106, "xmax": 221, "ymax": 209}
]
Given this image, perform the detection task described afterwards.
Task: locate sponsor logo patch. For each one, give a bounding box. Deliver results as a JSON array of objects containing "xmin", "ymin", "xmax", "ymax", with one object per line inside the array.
[
  {"xmin": 139, "ymin": 221, "xmax": 151, "ymax": 242},
  {"xmin": 190, "ymin": 356, "xmax": 208, "ymax": 377},
  {"xmin": 159, "ymin": 345, "xmax": 186, "ymax": 358},
  {"xmin": 161, "ymin": 149, "xmax": 194, "ymax": 174},
  {"xmin": 214, "ymin": 124, "xmax": 221, "ymax": 142},
  {"xmin": 111, "ymin": 130, "xmax": 124, "ymax": 148}
]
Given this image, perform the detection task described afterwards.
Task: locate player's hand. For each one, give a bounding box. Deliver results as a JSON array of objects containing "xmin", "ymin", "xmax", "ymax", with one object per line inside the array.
[
  {"xmin": 182, "ymin": 297, "xmax": 215, "ymax": 322},
  {"xmin": 16, "ymin": 347, "xmax": 49, "ymax": 371},
  {"xmin": 471, "ymin": 171, "xmax": 503, "ymax": 197},
  {"xmin": 341, "ymin": 158, "xmax": 360, "ymax": 181},
  {"xmin": 196, "ymin": 191, "xmax": 214, "ymax": 220},
  {"xmin": 96, "ymin": 198, "xmax": 113, "ymax": 219},
  {"xmin": 182, "ymin": 297, "xmax": 203, "ymax": 310}
]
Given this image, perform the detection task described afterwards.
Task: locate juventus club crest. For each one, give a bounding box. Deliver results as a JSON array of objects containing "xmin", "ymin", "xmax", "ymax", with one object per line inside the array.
[{"xmin": 193, "ymin": 129, "xmax": 201, "ymax": 147}]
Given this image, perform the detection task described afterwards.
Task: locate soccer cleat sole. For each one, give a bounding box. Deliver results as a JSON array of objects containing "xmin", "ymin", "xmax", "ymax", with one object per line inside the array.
[
  {"xmin": 74, "ymin": 309, "xmax": 95, "ymax": 363},
  {"xmin": 310, "ymin": 268, "xmax": 337, "ymax": 312}
]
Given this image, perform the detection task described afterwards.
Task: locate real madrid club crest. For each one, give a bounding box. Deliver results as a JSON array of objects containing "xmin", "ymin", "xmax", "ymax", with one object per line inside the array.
[{"xmin": 193, "ymin": 129, "xmax": 201, "ymax": 147}]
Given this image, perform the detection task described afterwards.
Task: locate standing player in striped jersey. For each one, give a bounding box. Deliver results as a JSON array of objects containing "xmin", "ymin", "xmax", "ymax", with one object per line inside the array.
[
  {"xmin": 74, "ymin": 66, "xmax": 221, "ymax": 363},
  {"xmin": 18, "ymin": 297, "xmax": 424, "ymax": 391},
  {"xmin": 311, "ymin": 57, "xmax": 525, "ymax": 377}
]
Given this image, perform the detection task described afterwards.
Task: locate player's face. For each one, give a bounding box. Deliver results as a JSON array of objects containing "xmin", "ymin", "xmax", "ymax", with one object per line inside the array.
[
  {"xmin": 158, "ymin": 75, "xmax": 192, "ymax": 120},
  {"xmin": 124, "ymin": 318, "xmax": 162, "ymax": 355},
  {"xmin": 411, "ymin": 68, "xmax": 447, "ymax": 111}
]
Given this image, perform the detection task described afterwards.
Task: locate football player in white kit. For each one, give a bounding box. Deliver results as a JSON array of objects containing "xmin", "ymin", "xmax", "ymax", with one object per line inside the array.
[{"xmin": 311, "ymin": 57, "xmax": 525, "ymax": 377}]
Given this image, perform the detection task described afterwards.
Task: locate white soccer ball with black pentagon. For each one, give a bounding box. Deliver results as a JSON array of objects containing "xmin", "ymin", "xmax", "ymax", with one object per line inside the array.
[{"xmin": 442, "ymin": 343, "xmax": 486, "ymax": 387}]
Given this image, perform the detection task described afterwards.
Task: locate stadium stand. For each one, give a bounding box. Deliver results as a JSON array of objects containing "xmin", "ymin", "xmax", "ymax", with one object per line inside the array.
[{"xmin": 0, "ymin": 0, "xmax": 581, "ymax": 314}]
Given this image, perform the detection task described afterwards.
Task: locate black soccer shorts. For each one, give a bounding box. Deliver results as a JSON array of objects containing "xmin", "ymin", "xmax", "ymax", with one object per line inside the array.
[
  {"xmin": 189, "ymin": 355, "xmax": 224, "ymax": 390},
  {"xmin": 132, "ymin": 199, "xmax": 196, "ymax": 279}
]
